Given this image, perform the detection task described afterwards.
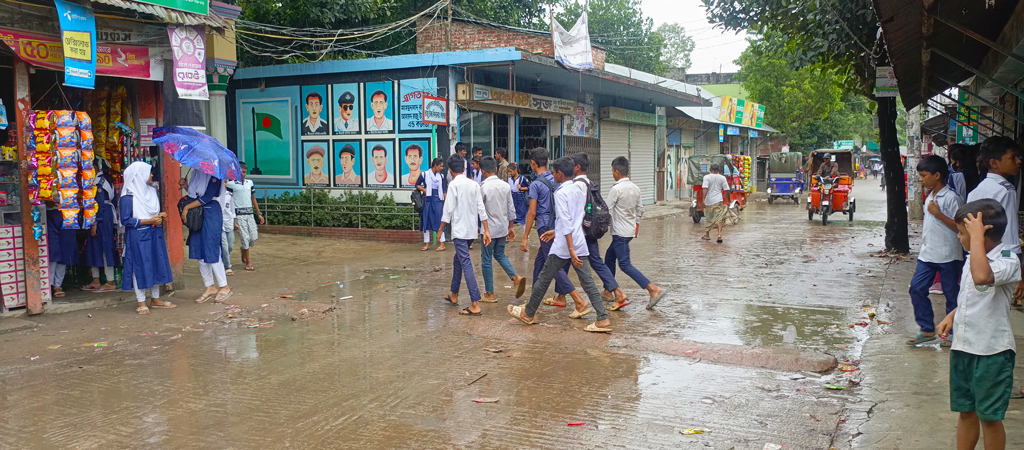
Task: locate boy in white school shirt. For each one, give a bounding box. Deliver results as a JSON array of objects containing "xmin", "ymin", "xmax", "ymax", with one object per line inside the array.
[
  {"xmin": 478, "ymin": 156, "xmax": 527, "ymax": 302},
  {"xmin": 439, "ymin": 153, "xmax": 491, "ymax": 316}
]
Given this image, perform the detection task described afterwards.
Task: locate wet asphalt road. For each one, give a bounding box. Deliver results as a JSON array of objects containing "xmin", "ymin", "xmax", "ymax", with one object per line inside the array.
[{"xmin": 0, "ymin": 181, "xmax": 899, "ymax": 449}]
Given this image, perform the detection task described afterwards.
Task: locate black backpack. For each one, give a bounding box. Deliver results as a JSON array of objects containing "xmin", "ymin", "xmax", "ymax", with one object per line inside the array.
[{"xmin": 575, "ymin": 176, "xmax": 611, "ymax": 240}]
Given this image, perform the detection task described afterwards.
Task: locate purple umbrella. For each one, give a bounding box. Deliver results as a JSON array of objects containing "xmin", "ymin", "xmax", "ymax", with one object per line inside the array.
[{"xmin": 153, "ymin": 126, "xmax": 242, "ymax": 181}]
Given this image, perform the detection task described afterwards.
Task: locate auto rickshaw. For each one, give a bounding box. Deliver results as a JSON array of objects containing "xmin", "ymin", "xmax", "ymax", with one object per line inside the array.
[
  {"xmin": 766, "ymin": 152, "xmax": 805, "ymax": 204},
  {"xmin": 687, "ymin": 155, "xmax": 746, "ymax": 223},
  {"xmin": 807, "ymin": 150, "xmax": 856, "ymax": 225}
]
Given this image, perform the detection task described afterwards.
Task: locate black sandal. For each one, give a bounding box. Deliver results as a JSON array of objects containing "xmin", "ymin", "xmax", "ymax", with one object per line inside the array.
[
  {"xmin": 459, "ymin": 307, "xmax": 482, "ymax": 316},
  {"xmin": 716, "ymin": 238, "xmax": 723, "ymax": 243},
  {"xmin": 445, "ymin": 295, "xmax": 457, "ymax": 306}
]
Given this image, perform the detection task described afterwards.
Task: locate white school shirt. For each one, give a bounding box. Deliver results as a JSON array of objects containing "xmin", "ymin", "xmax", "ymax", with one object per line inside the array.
[
  {"xmin": 480, "ymin": 176, "xmax": 516, "ymax": 239},
  {"xmin": 227, "ymin": 179, "xmax": 254, "ymax": 209},
  {"xmin": 441, "ymin": 174, "xmax": 489, "ymax": 240},
  {"xmin": 607, "ymin": 177, "xmax": 644, "ymax": 237},
  {"xmin": 702, "ymin": 173, "xmax": 730, "ymax": 206},
  {"xmin": 968, "ymin": 173, "xmax": 1020, "ymax": 253},
  {"xmin": 550, "ymin": 180, "xmax": 589, "ymax": 259},
  {"xmin": 919, "ymin": 186, "xmax": 964, "ymax": 263},
  {"xmin": 423, "ymin": 170, "xmax": 444, "ymax": 198},
  {"xmin": 952, "ymin": 244, "xmax": 1020, "ymax": 355},
  {"xmin": 220, "ymin": 191, "xmax": 236, "ymax": 233}
]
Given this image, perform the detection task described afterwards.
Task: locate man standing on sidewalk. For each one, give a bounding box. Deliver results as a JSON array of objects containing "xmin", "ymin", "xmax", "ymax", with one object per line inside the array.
[
  {"xmin": 479, "ymin": 156, "xmax": 528, "ymax": 302},
  {"xmin": 439, "ymin": 153, "xmax": 491, "ymax": 316},
  {"xmin": 569, "ymin": 153, "xmax": 629, "ymax": 309},
  {"xmin": 606, "ymin": 156, "xmax": 664, "ymax": 310}
]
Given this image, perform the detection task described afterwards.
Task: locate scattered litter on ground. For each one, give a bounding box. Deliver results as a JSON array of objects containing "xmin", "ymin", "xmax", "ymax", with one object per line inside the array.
[
  {"xmin": 138, "ymin": 332, "xmax": 154, "ymax": 336},
  {"xmin": 699, "ymin": 397, "xmax": 715, "ymax": 405},
  {"xmin": 397, "ymin": 285, "xmax": 407, "ymax": 288},
  {"xmin": 876, "ymin": 320, "xmax": 890, "ymax": 325},
  {"xmin": 30, "ymin": 356, "xmax": 39, "ymax": 360},
  {"xmin": 87, "ymin": 314, "xmax": 92, "ymax": 318},
  {"xmin": 824, "ymin": 384, "xmax": 846, "ymax": 390},
  {"xmin": 567, "ymin": 422, "xmax": 585, "ymax": 426},
  {"xmin": 467, "ymin": 373, "xmax": 488, "ymax": 386},
  {"xmin": 787, "ymin": 374, "xmax": 806, "ymax": 380},
  {"xmin": 483, "ymin": 348, "xmax": 503, "ymax": 353},
  {"xmin": 261, "ymin": 304, "xmax": 269, "ymax": 307},
  {"xmin": 684, "ymin": 349, "xmax": 698, "ymax": 356},
  {"xmin": 259, "ymin": 324, "xmax": 275, "ymax": 328},
  {"xmin": 376, "ymin": 285, "xmax": 383, "ymax": 288},
  {"xmin": 472, "ymin": 398, "xmax": 499, "ymax": 403},
  {"xmin": 837, "ymin": 364, "xmax": 858, "ymax": 373},
  {"xmin": 279, "ymin": 295, "xmax": 295, "ymax": 298},
  {"xmin": 389, "ymin": 275, "xmax": 400, "ymax": 279},
  {"xmin": 47, "ymin": 345, "xmax": 62, "ymax": 349},
  {"xmin": 168, "ymin": 334, "xmax": 181, "ymax": 340},
  {"xmin": 82, "ymin": 342, "xmax": 106, "ymax": 347},
  {"xmin": 680, "ymin": 428, "xmax": 707, "ymax": 435},
  {"xmin": 299, "ymin": 309, "xmax": 309, "ymax": 315},
  {"xmin": 339, "ymin": 296, "xmax": 353, "ymax": 300}
]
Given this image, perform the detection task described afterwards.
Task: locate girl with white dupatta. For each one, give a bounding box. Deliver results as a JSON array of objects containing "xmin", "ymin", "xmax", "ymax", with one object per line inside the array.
[
  {"xmin": 416, "ymin": 157, "xmax": 446, "ymax": 251},
  {"xmin": 120, "ymin": 162, "xmax": 175, "ymax": 314},
  {"xmin": 180, "ymin": 171, "xmax": 233, "ymax": 304}
]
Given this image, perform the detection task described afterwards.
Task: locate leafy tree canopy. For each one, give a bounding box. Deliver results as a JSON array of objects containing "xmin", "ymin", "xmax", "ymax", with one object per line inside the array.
[{"xmin": 656, "ymin": 23, "xmax": 696, "ymax": 72}]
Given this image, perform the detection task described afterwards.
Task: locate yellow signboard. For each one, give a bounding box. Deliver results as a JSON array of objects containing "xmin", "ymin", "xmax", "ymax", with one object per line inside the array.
[{"xmin": 61, "ymin": 30, "xmax": 91, "ymax": 61}]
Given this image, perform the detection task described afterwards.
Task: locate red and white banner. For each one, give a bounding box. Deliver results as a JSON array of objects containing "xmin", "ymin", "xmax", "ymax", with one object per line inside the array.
[{"xmin": 0, "ymin": 28, "xmax": 162, "ymax": 81}]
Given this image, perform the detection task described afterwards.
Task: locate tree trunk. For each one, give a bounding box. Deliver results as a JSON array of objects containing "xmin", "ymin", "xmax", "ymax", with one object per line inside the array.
[{"xmin": 877, "ymin": 93, "xmax": 910, "ymax": 253}]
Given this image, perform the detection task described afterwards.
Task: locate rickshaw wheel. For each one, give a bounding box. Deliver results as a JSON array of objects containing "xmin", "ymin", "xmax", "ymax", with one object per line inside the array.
[
  {"xmin": 822, "ymin": 212, "xmax": 829, "ymax": 226},
  {"xmin": 767, "ymin": 195, "xmax": 774, "ymax": 204},
  {"xmin": 793, "ymin": 196, "xmax": 800, "ymax": 205},
  {"xmin": 808, "ymin": 209, "xmax": 814, "ymax": 221}
]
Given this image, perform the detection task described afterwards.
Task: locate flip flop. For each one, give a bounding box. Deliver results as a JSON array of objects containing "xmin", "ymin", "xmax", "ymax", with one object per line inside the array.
[
  {"xmin": 507, "ymin": 305, "xmax": 535, "ymax": 324},
  {"xmin": 543, "ymin": 297, "xmax": 567, "ymax": 307},
  {"xmin": 602, "ymin": 301, "xmax": 626, "ymax": 311},
  {"xmin": 149, "ymin": 301, "xmax": 177, "ymax": 309},
  {"xmin": 94, "ymin": 284, "xmax": 117, "ymax": 293},
  {"xmin": 940, "ymin": 339, "xmax": 952, "ymax": 348},
  {"xmin": 435, "ymin": 246, "xmax": 446, "ymax": 252},
  {"xmin": 195, "ymin": 294, "xmax": 216, "ymax": 304},
  {"xmin": 647, "ymin": 292, "xmax": 665, "ymax": 310},
  {"xmin": 716, "ymin": 238, "xmax": 723, "ymax": 244},
  {"xmin": 515, "ymin": 277, "xmax": 527, "ymax": 299},
  {"xmin": 459, "ymin": 307, "xmax": 482, "ymax": 316},
  {"xmin": 907, "ymin": 333, "xmax": 937, "ymax": 346},
  {"xmin": 479, "ymin": 297, "xmax": 498, "ymax": 303},
  {"xmin": 213, "ymin": 290, "xmax": 234, "ymax": 304},
  {"xmin": 81, "ymin": 284, "xmax": 99, "ymax": 291},
  {"xmin": 569, "ymin": 306, "xmax": 594, "ymax": 319},
  {"xmin": 700, "ymin": 236, "xmax": 711, "ymax": 241},
  {"xmin": 245, "ymin": 266, "xmax": 255, "ymax": 271},
  {"xmin": 136, "ymin": 306, "xmax": 150, "ymax": 315},
  {"xmin": 445, "ymin": 295, "xmax": 458, "ymax": 306},
  {"xmin": 584, "ymin": 323, "xmax": 612, "ymax": 333}
]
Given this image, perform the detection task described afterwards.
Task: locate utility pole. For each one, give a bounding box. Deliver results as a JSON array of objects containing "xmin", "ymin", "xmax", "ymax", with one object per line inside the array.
[
  {"xmin": 907, "ymin": 105, "xmax": 924, "ymax": 220},
  {"xmin": 446, "ymin": 0, "xmax": 452, "ymax": 52}
]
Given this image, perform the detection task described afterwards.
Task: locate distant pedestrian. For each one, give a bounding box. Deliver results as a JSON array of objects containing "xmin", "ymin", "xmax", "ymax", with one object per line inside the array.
[
  {"xmin": 46, "ymin": 205, "xmax": 75, "ymax": 298},
  {"xmin": 439, "ymin": 153, "xmax": 490, "ymax": 316},
  {"xmin": 227, "ymin": 162, "xmax": 264, "ymax": 271},
  {"xmin": 937, "ymin": 199, "xmax": 1018, "ymax": 450},
  {"xmin": 568, "ymin": 153, "xmax": 629, "ymax": 308},
  {"xmin": 495, "ymin": 147, "xmax": 511, "ymax": 181},
  {"xmin": 82, "ymin": 170, "xmax": 117, "ymax": 292},
  {"xmin": 478, "ymin": 156, "xmax": 527, "ymax": 302},
  {"xmin": 507, "ymin": 163, "xmax": 529, "ymax": 225},
  {"xmin": 701, "ymin": 163, "xmax": 736, "ymax": 243},
  {"xmin": 508, "ymin": 156, "xmax": 612, "ymax": 332},
  {"xmin": 220, "ymin": 184, "xmax": 236, "ymax": 276},
  {"xmin": 949, "ymin": 143, "xmax": 979, "ymax": 202},
  {"xmin": 181, "ymin": 172, "xmax": 232, "ymax": 304},
  {"xmin": 907, "ymin": 156, "xmax": 963, "ymax": 346},
  {"xmin": 121, "ymin": 162, "xmax": 175, "ymax": 314},
  {"xmin": 605, "ymin": 156, "xmax": 665, "ymax": 310},
  {"xmin": 968, "ymin": 136, "xmax": 1023, "ymax": 304},
  {"xmin": 872, "ymin": 161, "xmax": 881, "ymax": 179},
  {"xmin": 417, "ymin": 157, "xmax": 446, "ymax": 252},
  {"xmin": 471, "ymin": 156, "xmax": 483, "ymax": 184}
]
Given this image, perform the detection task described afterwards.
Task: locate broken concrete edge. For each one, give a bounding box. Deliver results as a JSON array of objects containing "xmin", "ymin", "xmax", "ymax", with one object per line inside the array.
[
  {"xmin": 610, "ymin": 336, "xmax": 839, "ymax": 373},
  {"xmin": 0, "ymin": 317, "xmax": 39, "ymax": 334},
  {"xmin": 1, "ymin": 293, "xmax": 136, "ymax": 320}
]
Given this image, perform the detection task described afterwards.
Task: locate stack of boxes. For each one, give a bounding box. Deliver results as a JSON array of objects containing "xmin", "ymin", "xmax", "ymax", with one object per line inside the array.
[{"xmin": 0, "ymin": 225, "xmax": 49, "ymax": 310}]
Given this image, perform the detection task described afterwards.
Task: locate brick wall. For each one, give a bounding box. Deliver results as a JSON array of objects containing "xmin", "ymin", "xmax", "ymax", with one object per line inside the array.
[
  {"xmin": 261, "ymin": 225, "xmax": 423, "ymax": 243},
  {"xmin": 416, "ymin": 18, "xmax": 605, "ymax": 71}
]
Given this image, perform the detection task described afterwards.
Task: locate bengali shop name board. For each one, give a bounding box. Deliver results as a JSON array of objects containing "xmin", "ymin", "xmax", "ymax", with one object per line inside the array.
[
  {"xmin": 457, "ymin": 84, "xmax": 577, "ymax": 114},
  {"xmin": 599, "ymin": 106, "xmax": 666, "ymax": 126}
]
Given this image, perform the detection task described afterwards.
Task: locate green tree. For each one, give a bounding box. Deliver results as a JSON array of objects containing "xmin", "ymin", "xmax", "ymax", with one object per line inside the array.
[
  {"xmin": 656, "ymin": 23, "xmax": 696, "ymax": 72},
  {"xmin": 554, "ymin": 0, "xmax": 666, "ymax": 74}
]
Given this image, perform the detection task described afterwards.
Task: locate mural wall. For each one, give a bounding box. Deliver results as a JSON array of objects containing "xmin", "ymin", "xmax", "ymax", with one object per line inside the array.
[{"xmin": 235, "ymin": 78, "xmax": 438, "ymax": 188}]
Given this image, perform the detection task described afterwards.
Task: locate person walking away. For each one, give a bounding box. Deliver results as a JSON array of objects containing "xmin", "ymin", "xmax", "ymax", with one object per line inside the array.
[
  {"xmin": 478, "ymin": 156, "xmax": 527, "ymax": 302},
  {"xmin": 508, "ymin": 163, "xmax": 529, "ymax": 226},
  {"xmin": 181, "ymin": 172, "xmax": 232, "ymax": 303},
  {"xmin": 495, "ymin": 147, "xmax": 511, "ymax": 181},
  {"xmin": 967, "ymin": 136, "xmax": 1023, "ymax": 305},
  {"xmin": 82, "ymin": 170, "xmax": 117, "ymax": 292},
  {"xmin": 568, "ymin": 153, "xmax": 629, "ymax": 309},
  {"xmin": 417, "ymin": 157, "xmax": 447, "ymax": 251},
  {"xmin": 508, "ymin": 156, "xmax": 612, "ymax": 332},
  {"xmin": 907, "ymin": 155, "xmax": 964, "ymax": 346},
  {"xmin": 605, "ymin": 156, "xmax": 665, "ymax": 310},
  {"xmin": 121, "ymin": 162, "xmax": 175, "ymax": 314},
  {"xmin": 46, "ymin": 205, "xmax": 76, "ymax": 298},
  {"xmin": 439, "ymin": 153, "xmax": 490, "ymax": 316},
  {"xmin": 518, "ymin": 148, "xmax": 588, "ymax": 312},
  {"xmin": 701, "ymin": 163, "xmax": 734, "ymax": 243},
  {"xmin": 227, "ymin": 162, "xmax": 264, "ymax": 271},
  {"xmin": 220, "ymin": 185, "xmax": 236, "ymax": 276},
  {"xmin": 947, "ymin": 144, "xmax": 970, "ymax": 204},
  {"xmin": 936, "ymin": 199, "xmax": 1019, "ymax": 450}
]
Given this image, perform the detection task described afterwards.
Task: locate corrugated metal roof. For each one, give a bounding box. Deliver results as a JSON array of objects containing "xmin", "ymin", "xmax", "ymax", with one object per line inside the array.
[
  {"xmin": 676, "ymin": 97, "xmax": 778, "ymax": 133},
  {"xmin": 92, "ymin": 0, "xmax": 229, "ymax": 27}
]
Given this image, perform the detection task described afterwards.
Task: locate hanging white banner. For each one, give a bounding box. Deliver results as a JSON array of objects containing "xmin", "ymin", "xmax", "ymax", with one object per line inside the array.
[{"xmin": 551, "ymin": 12, "xmax": 594, "ymax": 70}]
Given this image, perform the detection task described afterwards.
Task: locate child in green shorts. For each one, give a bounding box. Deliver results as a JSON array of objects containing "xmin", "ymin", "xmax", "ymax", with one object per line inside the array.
[{"xmin": 938, "ymin": 198, "xmax": 1020, "ymax": 450}]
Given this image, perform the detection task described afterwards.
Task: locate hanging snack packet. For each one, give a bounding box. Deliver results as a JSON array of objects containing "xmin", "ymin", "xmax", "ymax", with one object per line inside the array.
[
  {"xmin": 58, "ymin": 169, "xmax": 79, "ymax": 189},
  {"xmin": 59, "ymin": 189, "xmax": 78, "ymax": 209},
  {"xmin": 53, "ymin": 110, "xmax": 77, "ymax": 128},
  {"xmin": 83, "ymin": 214, "xmax": 96, "ymax": 229},
  {"xmin": 57, "ymin": 149, "xmax": 78, "ymax": 169},
  {"xmin": 61, "ymin": 208, "xmax": 80, "ymax": 229},
  {"xmin": 79, "ymin": 130, "xmax": 94, "ymax": 150},
  {"xmin": 82, "ymin": 198, "xmax": 96, "ymax": 211},
  {"xmin": 81, "ymin": 157, "xmax": 94, "ymax": 172},
  {"xmin": 75, "ymin": 111, "xmax": 91, "ymax": 131},
  {"xmin": 81, "ymin": 185, "xmax": 96, "ymax": 200},
  {"xmin": 81, "ymin": 174, "xmax": 95, "ymax": 190},
  {"xmin": 55, "ymin": 128, "xmax": 78, "ymax": 148}
]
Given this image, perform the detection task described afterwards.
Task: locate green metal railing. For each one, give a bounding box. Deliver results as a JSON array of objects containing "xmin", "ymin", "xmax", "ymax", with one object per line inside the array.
[{"xmin": 255, "ymin": 187, "xmax": 420, "ymax": 230}]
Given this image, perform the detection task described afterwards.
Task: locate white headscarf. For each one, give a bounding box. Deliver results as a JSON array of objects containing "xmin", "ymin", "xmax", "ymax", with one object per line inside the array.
[
  {"xmin": 97, "ymin": 175, "xmax": 114, "ymax": 202},
  {"xmin": 187, "ymin": 170, "xmax": 225, "ymax": 201},
  {"xmin": 122, "ymin": 162, "xmax": 160, "ymax": 220}
]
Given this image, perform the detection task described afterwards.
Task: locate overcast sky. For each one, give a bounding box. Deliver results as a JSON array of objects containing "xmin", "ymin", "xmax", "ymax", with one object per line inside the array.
[{"xmin": 640, "ymin": 0, "xmax": 750, "ymax": 74}]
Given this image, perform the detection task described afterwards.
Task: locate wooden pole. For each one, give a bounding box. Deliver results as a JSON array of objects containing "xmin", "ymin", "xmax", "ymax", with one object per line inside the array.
[{"xmin": 14, "ymin": 59, "xmax": 42, "ymax": 315}]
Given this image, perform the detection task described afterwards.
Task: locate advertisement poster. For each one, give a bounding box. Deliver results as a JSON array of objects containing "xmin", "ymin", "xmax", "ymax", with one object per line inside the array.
[
  {"xmin": 364, "ymin": 81, "xmax": 394, "ymax": 134},
  {"xmin": 364, "ymin": 140, "xmax": 396, "ymax": 187},
  {"xmin": 399, "ymin": 139, "xmax": 430, "ymax": 188},
  {"xmin": 333, "ymin": 141, "xmax": 362, "ymax": 187},
  {"xmin": 240, "ymin": 96, "xmax": 292, "ymax": 178},
  {"xmin": 54, "ymin": 0, "xmax": 96, "ymax": 89},
  {"xmin": 551, "ymin": 11, "xmax": 594, "ymax": 70},
  {"xmin": 302, "ymin": 142, "xmax": 330, "ymax": 187},
  {"xmin": 331, "ymin": 83, "xmax": 360, "ymax": 135},
  {"xmin": 0, "ymin": 28, "xmax": 162, "ymax": 80},
  {"xmin": 167, "ymin": 25, "xmax": 208, "ymax": 100},
  {"xmin": 422, "ymin": 94, "xmax": 448, "ymax": 126},
  {"xmin": 398, "ymin": 78, "xmax": 438, "ymax": 133},
  {"xmin": 300, "ymin": 85, "xmax": 328, "ymax": 136}
]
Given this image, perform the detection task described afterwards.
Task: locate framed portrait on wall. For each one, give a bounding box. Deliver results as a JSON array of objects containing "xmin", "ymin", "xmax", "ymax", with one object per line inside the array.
[
  {"xmin": 302, "ymin": 141, "xmax": 330, "ymax": 187},
  {"xmin": 364, "ymin": 139, "xmax": 396, "ymax": 188},
  {"xmin": 364, "ymin": 81, "xmax": 394, "ymax": 134},
  {"xmin": 300, "ymin": 86, "xmax": 329, "ymax": 136},
  {"xmin": 331, "ymin": 83, "xmax": 361, "ymax": 135},
  {"xmin": 333, "ymin": 140, "xmax": 362, "ymax": 187},
  {"xmin": 398, "ymin": 138, "xmax": 430, "ymax": 188}
]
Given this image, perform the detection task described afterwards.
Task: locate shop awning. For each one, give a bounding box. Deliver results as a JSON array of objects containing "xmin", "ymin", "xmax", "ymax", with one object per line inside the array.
[
  {"xmin": 92, "ymin": 0, "xmax": 230, "ymax": 27},
  {"xmin": 675, "ymin": 97, "xmax": 779, "ymax": 133}
]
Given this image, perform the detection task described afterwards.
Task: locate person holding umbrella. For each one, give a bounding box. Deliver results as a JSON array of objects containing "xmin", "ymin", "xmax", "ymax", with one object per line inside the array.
[{"xmin": 121, "ymin": 162, "xmax": 175, "ymax": 314}]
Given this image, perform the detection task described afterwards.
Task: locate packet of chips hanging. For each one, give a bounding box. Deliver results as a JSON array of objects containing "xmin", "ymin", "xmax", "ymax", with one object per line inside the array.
[
  {"xmin": 57, "ymin": 149, "xmax": 78, "ymax": 169},
  {"xmin": 80, "ymin": 174, "xmax": 95, "ymax": 190},
  {"xmin": 55, "ymin": 128, "xmax": 78, "ymax": 148},
  {"xmin": 79, "ymin": 130, "xmax": 93, "ymax": 150},
  {"xmin": 81, "ymin": 185, "xmax": 96, "ymax": 200},
  {"xmin": 80, "ymin": 157, "xmax": 94, "ymax": 172},
  {"xmin": 59, "ymin": 188, "xmax": 78, "ymax": 209},
  {"xmin": 57, "ymin": 169, "xmax": 79, "ymax": 189},
  {"xmin": 81, "ymin": 197, "xmax": 96, "ymax": 211},
  {"xmin": 34, "ymin": 111, "xmax": 53, "ymax": 130},
  {"xmin": 83, "ymin": 214, "xmax": 96, "ymax": 229},
  {"xmin": 75, "ymin": 111, "xmax": 91, "ymax": 131},
  {"xmin": 39, "ymin": 178, "xmax": 55, "ymax": 201},
  {"xmin": 53, "ymin": 110, "xmax": 76, "ymax": 128},
  {"xmin": 61, "ymin": 209, "xmax": 80, "ymax": 229}
]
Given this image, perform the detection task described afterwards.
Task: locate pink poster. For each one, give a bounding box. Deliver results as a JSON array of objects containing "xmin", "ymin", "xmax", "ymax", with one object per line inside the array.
[
  {"xmin": 0, "ymin": 28, "xmax": 161, "ymax": 80},
  {"xmin": 167, "ymin": 25, "xmax": 208, "ymax": 100}
]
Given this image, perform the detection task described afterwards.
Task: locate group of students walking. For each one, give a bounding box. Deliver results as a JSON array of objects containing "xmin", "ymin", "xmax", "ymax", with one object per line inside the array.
[
  {"xmin": 907, "ymin": 136, "xmax": 1024, "ymax": 450},
  {"xmin": 419, "ymin": 142, "xmax": 663, "ymax": 333}
]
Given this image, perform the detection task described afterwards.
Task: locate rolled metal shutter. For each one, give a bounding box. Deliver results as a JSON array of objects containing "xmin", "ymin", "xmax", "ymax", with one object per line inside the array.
[
  {"xmin": 599, "ymin": 122, "xmax": 630, "ymax": 199},
  {"xmin": 630, "ymin": 125, "xmax": 657, "ymax": 204}
]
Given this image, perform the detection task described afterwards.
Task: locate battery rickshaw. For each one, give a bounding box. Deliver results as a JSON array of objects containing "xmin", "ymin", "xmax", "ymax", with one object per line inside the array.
[
  {"xmin": 807, "ymin": 150, "xmax": 856, "ymax": 225},
  {"xmin": 766, "ymin": 152, "xmax": 804, "ymax": 204}
]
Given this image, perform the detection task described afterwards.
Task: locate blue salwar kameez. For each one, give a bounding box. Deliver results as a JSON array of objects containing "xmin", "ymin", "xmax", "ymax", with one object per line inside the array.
[{"xmin": 120, "ymin": 196, "xmax": 173, "ymax": 291}]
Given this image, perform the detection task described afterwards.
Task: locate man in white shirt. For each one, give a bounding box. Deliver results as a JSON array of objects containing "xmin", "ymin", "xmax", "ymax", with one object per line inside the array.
[
  {"xmin": 605, "ymin": 156, "xmax": 664, "ymax": 310},
  {"xmin": 226, "ymin": 162, "xmax": 263, "ymax": 271},
  {"xmin": 366, "ymin": 90, "xmax": 394, "ymax": 133},
  {"xmin": 220, "ymin": 187, "xmax": 236, "ymax": 276},
  {"xmin": 967, "ymin": 136, "xmax": 1023, "ymax": 302},
  {"xmin": 301, "ymin": 92, "xmax": 328, "ymax": 135},
  {"xmin": 366, "ymin": 145, "xmax": 395, "ymax": 187},
  {"xmin": 478, "ymin": 156, "xmax": 527, "ymax": 302},
  {"xmin": 701, "ymin": 163, "xmax": 732, "ymax": 243},
  {"xmin": 439, "ymin": 153, "xmax": 490, "ymax": 316},
  {"xmin": 570, "ymin": 154, "xmax": 628, "ymax": 309},
  {"xmin": 508, "ymin": 156, "xmax": 612, "ymax": 333}
]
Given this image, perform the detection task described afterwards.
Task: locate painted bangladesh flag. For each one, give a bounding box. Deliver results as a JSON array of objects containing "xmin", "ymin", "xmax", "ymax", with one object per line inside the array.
[{"xmin": 255, "ymin": 112, "xmax": 282, "ymax": 139}]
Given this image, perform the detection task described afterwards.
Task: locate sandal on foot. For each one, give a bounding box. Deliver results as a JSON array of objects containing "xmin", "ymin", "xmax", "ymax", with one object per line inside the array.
[
  {"xmin": 195, "ymin": 294, "xmax": 216, "ymax": 304},
  {"xmin": 435, "ymin": 246, "xmax": 446, "ymax": 252},
  {"xmin": 543, "ymin": 297, "xmax": 567, "ymax": 307},
  {"xmin": 136, "ymin": 306, "xmax": 150, "ymax": 315},
  {"xmin": 53, "ymin": 288, "xmax": 65, "ymax": 298},
  {"xmin": 716, "ymin": 238, "xmax": 723, "ymax": 244},
  {"xmin": 226, "ymin": 269, "xmax": 235, "ymax": 276},
  {"xmin": 608, "ymin": 301, "xmax": 632, "ymax": 311},
  {"xmin": 421, "ymin": 245, "xmax": 430, "ymax": 251},
  {"xmin": 700, "ymin": 236, "xmax": 711, "ymax": 241},
  {"xmin": 459, "ymin": 307, "xmax": 482, "ymax": 316},
  {"xmin": 507, "ymin": 305, "xmax": 535, "ymax": 324},
  {"xmin": 940, "ymin": 339, "xmax": 952, "ymax": 347},
  {"xmin": 94, "ymin": 284, "xmax": 117, "ymax": 293},
  {"xmin": 445, "ymin": 295, "xmax": 458, "ymax": 306},
  {"xmin": 150, "ymin": 301, "xmax": 177, "ymax": 309},
  {"xmin": 213, "ymin": 291, "xmax": 233, "ymax": 304},
  {"xmin": 907, "ymin": 333, "xmax": 937, "ymax": 346},
  {"xmin": 81, "ymin": 284, "xmax": 99, "ymax": 292},
  {"xmin": 515, "ymin": 277, "xmax": 527, "ymax": 299},
  {"xmin": 479, "ymin": 296, "xmax": 498, "ymax": 303},
  {"xmin": 569, "ymin": 306, "xmax": 594, "ymax": 319},
  {"xmin": 584, "ymin": 323, "xmax": 612, "ymax": 333},
  {"xmin": 647, "ymin": 292, "xmax": 665, "ymax": 310},
  {"xmin": 245, "ymin": 266, "xmax": 255, "ymax": 271}
]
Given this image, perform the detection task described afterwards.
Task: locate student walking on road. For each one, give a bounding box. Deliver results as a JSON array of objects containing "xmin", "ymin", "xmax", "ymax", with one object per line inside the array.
[
  {"xmin": 508, "ymin": 156, "xmax": 612, "ymax": 333},
  {"xmin": 439, "ymin": 153, "xmax": 490, "ymax": 316},
  {"xmin": 417, "ymin": 157, "xmax": 447, "ymax": 252},
  {"xmin": 967, "ymin": 136, "xmax": 1023, "ymax": 305},
  {"xmin": 605, "ymin": 156, "xmax": 665, "ymax": 310},
  {"xmin": 479, "ymin": 156, "xmax": 527, "ymax": 302},
  {"xmin": 508, "ymin": 163, "xmax": 529, "ymax": 226},
  {"xmin": 227, "ymin": 162, "xmax": 264, "ymax": 271},
  {"xmin": 568, "ymin": 153, "xmax": 629, "ymax": 309},
  {"xmin": 701, "ymin": 163, "xmax": 736, "ymax": 243}
]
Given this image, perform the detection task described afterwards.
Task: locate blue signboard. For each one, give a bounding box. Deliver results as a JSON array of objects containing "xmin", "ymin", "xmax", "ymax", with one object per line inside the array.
[
  {"xmin": 54, "ymin": 0, "xmax": 97, "ymax": 89},
  {"xmin": 726, "ymin": 126, "xmax": 740, "ymax": 136}
]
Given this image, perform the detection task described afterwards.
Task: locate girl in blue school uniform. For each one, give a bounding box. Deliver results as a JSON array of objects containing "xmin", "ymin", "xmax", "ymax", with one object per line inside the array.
[
  {"xmin": 46, "ymin": 205, "xmax": 77, "ymax": 298},
  {"xmin": 120, "ymin": 162, "xmax": 175, "ymax": 314},
  {"xmin": 508, "ymin": 163, "xmax": 529, "ymax": 225},
  {"xmin": 416, "ymin": 157, "xmax": 447, "ymax": 252},
  {"xmin": 180, "ymin": 171, "xmax": 233, "ymax": 304},
  {"xmin": 82, "ymin": 167, "xmax": 117, "ymax": 292}
]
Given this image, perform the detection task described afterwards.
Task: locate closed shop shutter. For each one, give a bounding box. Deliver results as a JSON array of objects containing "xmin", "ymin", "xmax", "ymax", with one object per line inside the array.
[
  {"xmin": 680, "ymin": 128, "xmax": 695, "ymax": 147},
  {"xmin": 599, "ymin": 121, "xmax": 630, "ymax": 199},
  {"xmin": 630, "ymin": 125, "xmax": 657, "ymax": 204}
]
